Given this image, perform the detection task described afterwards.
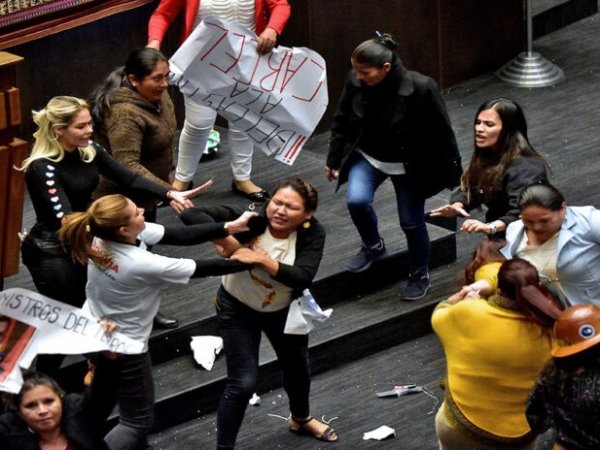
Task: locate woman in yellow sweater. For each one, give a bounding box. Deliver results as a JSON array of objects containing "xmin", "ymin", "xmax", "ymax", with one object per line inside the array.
[{"xmin": 432, "ymin": 258, "xmax": 562, "ymax": 449}]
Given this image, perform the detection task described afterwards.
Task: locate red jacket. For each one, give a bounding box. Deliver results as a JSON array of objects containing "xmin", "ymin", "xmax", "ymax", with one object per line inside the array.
[{"xmin": 147, "ymin": 0, "xmax": 291, "ymax": 45}]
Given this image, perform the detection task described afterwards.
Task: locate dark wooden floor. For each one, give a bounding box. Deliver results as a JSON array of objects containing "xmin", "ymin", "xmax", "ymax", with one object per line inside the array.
[{"xmin": 4, "ymin": 4, "xmax": 600, "ymax": 449}]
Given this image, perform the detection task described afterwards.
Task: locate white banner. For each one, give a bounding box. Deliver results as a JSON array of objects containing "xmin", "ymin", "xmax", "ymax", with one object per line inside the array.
[
  {"xmin": 0, "ymin": 288, "xmax": 144, "ymax": 393},
  {"xmin": 170, "ymin": 17, "xmax": 328, "ymax": 165}
]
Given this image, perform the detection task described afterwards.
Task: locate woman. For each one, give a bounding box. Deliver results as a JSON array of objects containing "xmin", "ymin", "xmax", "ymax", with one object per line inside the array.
[
  {"xmin": 91, "ymin": 48, "xmax": 178, "ymax": 223},
  {"xmin": 431, "ymin": 98, "xmax": 548, "ymax": 237},
  {"xmin": 432, "ymin": 258, "xmax": 562, "ymax": 449},
  {"xmin": 147, "ymin": 0, "xmax": 291, "ymax": 200},
  {"xmin": 91, "ymin": 48, "xmax": 190, "ymax": 329},
  {"xmin": 58, "ymin": 194, "xmax": 255, "ymax": 450},
  {"xmin": 0, "ymin": 371, "xmax": 108, "ymax": 450},
  {"xmin": 326, "ymin": 33, "xmax": 462, "ymax": 300},
  {"xmin": 179, "ymin": 178, "xmax": 337, "ymax": 448},
  {"xmin": 501, "ymin": 182, "xmax": 600, "ymax": 307},
  {"xmin": 18, "ymin": 96, "xmax": 200, "ymax": 377},
  {"xmin": 527, "ymin": 304, "xmax": 600, "ymax": 449}
]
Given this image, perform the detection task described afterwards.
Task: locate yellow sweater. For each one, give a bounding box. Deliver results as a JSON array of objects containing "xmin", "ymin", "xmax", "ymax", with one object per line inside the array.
[
  {"xmin": 474, "ymin": 261, "xmax": 502, "ymax": 295},
  {"xmin": 432, "ymin": 297, "xmax": 553, "ymax": 438}
]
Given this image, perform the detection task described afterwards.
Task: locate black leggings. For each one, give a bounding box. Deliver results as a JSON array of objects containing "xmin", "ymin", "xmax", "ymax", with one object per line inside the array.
[{"xmin": 21, "ymin": 226, "xmax": 87, "ymax": 385}]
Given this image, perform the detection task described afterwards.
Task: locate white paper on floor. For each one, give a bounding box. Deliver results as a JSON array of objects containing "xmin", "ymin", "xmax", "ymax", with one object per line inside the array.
[
  {"xmin": 190, "ymin": 336, "xmax": 223, "ymax": 370},
  {"xmin": 363, "ymin": 425, "xmax": 396, "ymax": 440}
]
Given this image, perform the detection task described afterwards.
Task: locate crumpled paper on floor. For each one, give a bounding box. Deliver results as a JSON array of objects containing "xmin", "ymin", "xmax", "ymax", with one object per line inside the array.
[
  {"xmin": 249, "ymin": 392, "xmax": 261, "ymax": 406},
  {"xmin": 363, "ymin": 425, "xmax": 396, "ymax": 440},
  {"xmin": 190, "ymin": 336, "xmax": 223, "ymax": 370}
]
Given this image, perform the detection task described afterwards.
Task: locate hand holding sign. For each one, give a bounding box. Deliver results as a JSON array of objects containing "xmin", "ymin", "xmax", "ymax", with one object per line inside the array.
[{"xmin": 170, "ymin": 17, "xmax": 328, "ymax": 166}]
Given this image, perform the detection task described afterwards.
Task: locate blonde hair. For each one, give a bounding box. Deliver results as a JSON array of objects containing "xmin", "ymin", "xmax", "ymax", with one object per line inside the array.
[
  {"xmin": 19, "ymin": 96, "xmax": 96, "ymax": 171},
  {"xmin": 59, "ymin": 194, "xmax": 131, "ymax": 265}
]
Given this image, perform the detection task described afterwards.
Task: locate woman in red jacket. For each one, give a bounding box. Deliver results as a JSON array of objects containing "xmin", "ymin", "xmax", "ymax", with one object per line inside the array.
[{"xmin": 147, "ymin": 0, "xmax": 291, "ymax": 201}]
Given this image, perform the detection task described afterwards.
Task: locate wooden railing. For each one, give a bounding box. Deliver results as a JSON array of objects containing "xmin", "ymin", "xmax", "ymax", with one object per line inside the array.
[{"xmin": 0, "ymin": 52, "xmax": 27, "ymax": 289}]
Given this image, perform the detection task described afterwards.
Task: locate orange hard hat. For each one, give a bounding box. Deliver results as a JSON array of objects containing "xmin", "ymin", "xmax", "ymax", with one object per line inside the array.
[{"xmin": 552, "ymin": 304, "xmax": 600, "ymax": 357}]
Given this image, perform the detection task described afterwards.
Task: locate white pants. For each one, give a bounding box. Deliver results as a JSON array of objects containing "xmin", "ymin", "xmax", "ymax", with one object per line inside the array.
[{"xmin": 175, "ymin": 96, "xmax": 254, "ymax": 183}]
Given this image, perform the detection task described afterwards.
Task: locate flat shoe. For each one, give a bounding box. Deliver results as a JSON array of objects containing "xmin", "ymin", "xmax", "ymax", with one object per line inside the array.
[{"xmin": 231, "ymin": 181, "xmax": 270, "ymax": 202}]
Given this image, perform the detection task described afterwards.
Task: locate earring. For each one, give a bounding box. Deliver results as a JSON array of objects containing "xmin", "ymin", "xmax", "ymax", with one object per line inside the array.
[{"xmin": 302, "ymin": 221, "xmax": 310, "ymax": 229}]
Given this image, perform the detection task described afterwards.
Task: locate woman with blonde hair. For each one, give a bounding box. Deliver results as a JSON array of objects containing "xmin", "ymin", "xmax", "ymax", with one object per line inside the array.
[
  {"xmin": 59, "ymin": 193, "xmax": 255, "ymax": 450},
  {"xmin": 19, "ymin": 96, "xmax": 201, "ymax": 380}
]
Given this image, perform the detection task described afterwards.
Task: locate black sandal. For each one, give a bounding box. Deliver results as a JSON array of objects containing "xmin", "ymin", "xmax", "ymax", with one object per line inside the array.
[{"xmin": 288, "ymin": 416, "xmax": 338, "ymax": 442}]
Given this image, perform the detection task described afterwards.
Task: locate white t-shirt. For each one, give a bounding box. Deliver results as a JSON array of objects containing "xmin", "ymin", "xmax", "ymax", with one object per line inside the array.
[
  {"xmin": 196, "ymin": 0, "xmax": 256, "ymax": 31},
  {"xmin": 85, "ymin": 223, "xmax": 196, "ymax": 351},
  {"xmin": 222, "ymin": 228, "xmax": 296, "ymax": 312}
]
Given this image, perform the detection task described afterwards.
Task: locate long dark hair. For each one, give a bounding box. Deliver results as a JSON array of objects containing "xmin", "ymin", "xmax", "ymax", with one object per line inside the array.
[
  {"xmin": 90, "ymin": 48, "xmax": 168, "ymax": 126},
  {"xmin": 460, "ymin": 98, "xmax": 548, "ymax": 202},
  {"xmin": 498, "ymin": 258, "xmax": 562, "ymax": 333}
]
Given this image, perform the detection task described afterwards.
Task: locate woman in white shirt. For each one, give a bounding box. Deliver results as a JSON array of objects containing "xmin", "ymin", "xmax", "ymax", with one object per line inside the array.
[{"xmin": 59, "ymin": 193, "xmax": 254, "ymax": 450}]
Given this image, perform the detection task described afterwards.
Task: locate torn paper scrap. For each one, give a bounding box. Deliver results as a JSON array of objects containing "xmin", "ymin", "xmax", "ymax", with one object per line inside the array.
[
  {"xmin": 190, "ymin": 336, "xmax": 223, "ymax": 370},
  {"xmin": 363, "ymin": 425, "xmax": 396, "ymax": 441},
  {"xmin": 249, "ymin": 392, "xmax": 261, "ymax": 406}
]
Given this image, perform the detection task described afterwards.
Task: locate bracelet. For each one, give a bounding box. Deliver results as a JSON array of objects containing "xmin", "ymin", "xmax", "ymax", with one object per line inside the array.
[{"xmin": 486, "ymin": 222, "xmax": 497, "ymax": 235}]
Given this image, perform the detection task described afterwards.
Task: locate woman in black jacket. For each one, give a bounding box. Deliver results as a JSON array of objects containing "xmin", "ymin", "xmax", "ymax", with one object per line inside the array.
[
  {"xmin": 431, "ymin": 98, "xmax": 548, "ymax": 238},
  {"xmin": 0, "ymin": 371, "xmax": 108, "ymax": 450},
  {"xmin": 180, "ymin": 177, "xmax": 337, "ymax": 448},
  {"xmin": 326, "ymin": 33, "xmax": 462, "ymax": 300}
]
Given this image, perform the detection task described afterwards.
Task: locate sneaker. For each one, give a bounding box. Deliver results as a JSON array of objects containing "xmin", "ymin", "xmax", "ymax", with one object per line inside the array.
[
  {"xmin": 345, "ymin": 239, "xmax": 388, "ymax": 273},
  {"xmin": 401, "ymin": 272, "xmax": 431, "ymax": 301}
]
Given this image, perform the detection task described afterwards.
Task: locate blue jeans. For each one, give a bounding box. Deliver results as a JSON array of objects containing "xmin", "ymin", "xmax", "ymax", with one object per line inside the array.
[
  {"xmin": 216, "ymin": 287, "xmax": 310, "ymax": 449},
  {"xmin": 90, "ymin": 352, "xmax": 155, "ymax": 450},
  {"xmin": 346, "ymin": 155, "xmax": 430, "ymax": 275}
]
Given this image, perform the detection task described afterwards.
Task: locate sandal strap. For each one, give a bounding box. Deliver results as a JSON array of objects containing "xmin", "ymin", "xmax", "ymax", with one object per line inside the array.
[
  {"xmin": 290, "ymin": 415, "xmax": 314, "ymax": 426},
  {"xmin": 321, "ymin": 426, "xmax": 337, "ymax": 442}
]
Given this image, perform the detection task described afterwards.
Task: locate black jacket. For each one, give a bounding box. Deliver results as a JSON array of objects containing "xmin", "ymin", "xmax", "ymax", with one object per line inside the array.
[
  {"xmin": 179, "ymin": 205, "xmax": 326, "ymax": 298},
  {"xmin": 327, "ymin": 67, "xmax": 462, "ymax": 198},
  {"xmin": 0, "ymin": 393, "xmax": 108, "ymax": 450},
  {"xmin": 449, "ymin": 156, "xmax": 547, "ymax": 225}
]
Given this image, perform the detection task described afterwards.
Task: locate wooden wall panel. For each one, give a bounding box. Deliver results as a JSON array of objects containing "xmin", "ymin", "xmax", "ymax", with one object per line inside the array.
[
  {"xmin": 2, "ymin": 138, "xmax": 27, "ymax": 277},
  {"xmin": 438, "ymin": 0, "xmax": 524, "ymax": 87},
  {"xmin": 0, "ymin": 145, "xmax": 10, "ymax": 279},
  {"xmin": 283, "ymin": 0, "xmax": 523, "ymax": 131}
]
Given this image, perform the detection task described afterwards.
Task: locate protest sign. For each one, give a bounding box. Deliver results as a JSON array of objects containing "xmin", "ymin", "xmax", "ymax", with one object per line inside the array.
[
  {"xmin": 170, "ymin": 17, "xmax": 328, "ymax": 165},
  {"xmin": 0, "ymin": 288, "xmax": 144, "ymax": 393}
]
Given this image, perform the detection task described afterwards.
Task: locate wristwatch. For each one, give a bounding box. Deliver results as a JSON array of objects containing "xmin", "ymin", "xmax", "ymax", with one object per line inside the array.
[{"xmin": 487, "ymin": 222, "xmax": 497, "ymax": 236}]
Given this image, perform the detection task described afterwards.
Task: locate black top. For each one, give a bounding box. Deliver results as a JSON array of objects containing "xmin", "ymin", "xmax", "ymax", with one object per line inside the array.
[
  {"xmin": 526, "ymin": 357, "xmax": 600, "ymax": 450},
  {"xmin": 327, "ymin": 61, "xmax": 462, "ymax": 199},
  {"xmin": 0, "ymin": 393, "xmax": 108, "ymax": 450},
  {"xmin": 25, "ymin": 144, "xmax": 169, "ymax": 231},
  {"xmin": 449, "ymin": 156, "xmax": 547, "ymax": 225}
]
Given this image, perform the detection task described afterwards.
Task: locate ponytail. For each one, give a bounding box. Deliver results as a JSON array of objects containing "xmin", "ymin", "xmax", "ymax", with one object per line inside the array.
[
  {"xmin": 498, "ymin": 258, "xmax": 563, "ymax": 335},
  {"xmin": 59, "ymin": 194, "xmax": 131, "ymax": 265},
  {"xmin": 58, "ymin": 212, "xmax": 101, "ymax": 265},
  {"xmin": 89, "ymin": 67, "xmax": 126, "ymax": 127}
]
